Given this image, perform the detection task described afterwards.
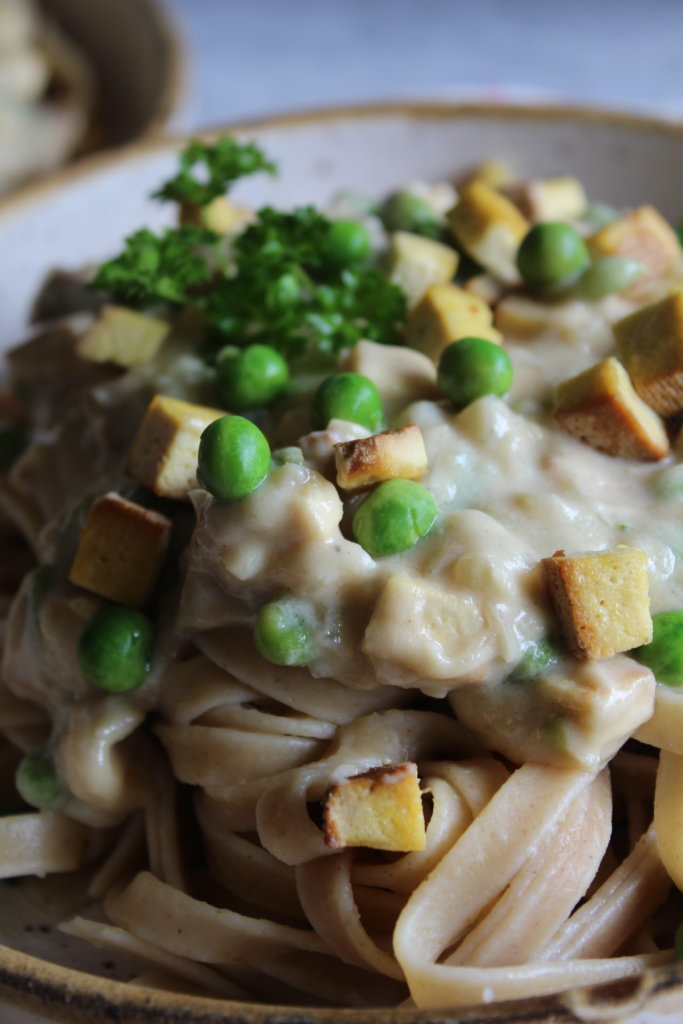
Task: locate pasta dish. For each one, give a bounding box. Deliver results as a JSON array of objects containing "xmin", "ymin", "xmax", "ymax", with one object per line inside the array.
[{"xmin": 1, "ymin": 138, "xmax": 683, "ymax": 1011}]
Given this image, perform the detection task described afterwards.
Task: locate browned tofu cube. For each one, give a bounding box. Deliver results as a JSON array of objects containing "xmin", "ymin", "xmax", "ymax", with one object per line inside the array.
[
  {"xmin": 458, "ymin": 159, "xmax": 515, "ymax": 191},
  {"xmin": 334, "ymin": 424, "xmax": 427, "ymax": 491},
  {"xmin": 614, "ymin": 291, "xmax": 683, "ymax": 417},
  {"xmin": 69, "ymin": 493, "xmax": 171, "ymax": 607},
  {"xmin": 323, "ymin": 762, "xmax": 426, "ymax": 852},
  {"xmin": 404, "ymin": 283, "xmax": 501, "ymax": 361},
  {"xmin": 447, "ymin": 180, "xmax": 530, "ymax": 283},
  {"xmin": 543, "ymin": 546, "xmax": 652, "ymax": 661},
  {"xmin": 554, "ymin": 357, "xmax": 669, "ymax": 461},
  {"xmin": 76, "ymin": 306, "xmax": 170, "ymax": 367},
  {"xmin": 127, "ymin": 395, "xmax": 226, "ymax": 500},
  {"xmin": 505, "ymin": 177, "xmax": 587, "ymax": 222},
  {"xmin": 386, "ymin": 231, "xmax": 459, "ymax": 307},
  {"xmin": 588, "ymin": 206, "xmax": 681, "ymax": 289},
  {"xmin": 180, "ymin": 196, "xmax": 255, "ymax": 235}
]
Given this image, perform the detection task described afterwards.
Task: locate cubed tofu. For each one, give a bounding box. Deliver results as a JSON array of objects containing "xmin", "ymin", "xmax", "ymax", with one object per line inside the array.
[
  {"xmin": 542, "ymin": 546, "xmax": 652, "ymax": 661},
  {"xmin": 362, "ymin": 574, "xmax": 493, "ymax": 683},
  {"xmin": 447, "ymin": 181, "xmax": 530, "ymax": 284},
  {"xmin": 386, "ymin": 231, "xmax": 459, "ymax": 308},
  {"xmin": 459, "ymin": 159, "xmax": 515, "ymax": 191},
  {"xmin": 127, "ymin": 394, "xmax": 226, "ymax": 500},
  {"xmin": 323, "ymin": 762, "xmax": 426, "ymax": 852},
  {"xmin": 505, "ymin": 177, "xmax": 587, "ymax": 223},
  {"xmin": 180, "ymin": 196, "xmax": 254, "ymax": 236},
  {"xmin": 587, "ymin": 206, "xmax": 681, "ymax": 289},
  {"xmin": 614, "ymin": 291, "xmax": 683, "ymax": 417},
  {"xmin": 554, "ymin": 357, "xmax": 670, "ymax": 461},
  {"xmin": 76, "ymin": 306, "xmax": 170, "ymax": 368},
  {"xmin": 404, "ymin": 283, "xmax": 501, "ymax": 361},
  {"xmin": 342, "ymin": 339, "xmax": 438, "ymax": 416},
  {"xmin": 68, "ymin": 493, "xmax": 171, "ymax": 607},
  {"xmin": 334, "ymin": 424, "xmax": 427, "ymax": 491}
]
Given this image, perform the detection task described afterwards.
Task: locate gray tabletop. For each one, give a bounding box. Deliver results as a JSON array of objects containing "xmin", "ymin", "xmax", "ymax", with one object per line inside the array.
[{"xmin": 165, "ymin": 0, "xmax": 683, "ymax": 129}]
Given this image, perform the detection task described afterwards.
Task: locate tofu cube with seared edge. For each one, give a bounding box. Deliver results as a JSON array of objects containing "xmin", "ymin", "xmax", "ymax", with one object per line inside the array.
[
  {"xmin": 542, "ymin": 546, "xmax": 652, "ymax": 661},
  {"xmin": 76, "ymin": 306, "xmax": 170, "ymax": 368},
  {"xmin": 588, "ymin": 206, "xmax": 681, "ymax": 291},
  {"xmin": 404, "ymin": 283, "xmax": 501, "ymax": 361},
  {"xmin": 614, "ymin": 291, "xmax": 683, "ymax": 418},
  {"xmin": 554, "ymin": 357, "xmax": 670, "ymax": 461},
  {"xmin": 69, "ymin": 493, "xmax": 171, "ymax": 607},
  {"xmin": 447, "ymin": 180, "xmax": 530, "ymax": 284},
  {"xmin": 334, "ymin": 424, "xmax": 428, "ymax": 491},
  {"xmin": 386, "ymin": 231, "xmax": 459, "ymax": 308},
  {"xmin": 127, "ymin": 395, "xmax": 226, "ymax": 500},
  {"xmin": 323, "ymin": 762, "xmax": 426, "ymax": 852}
]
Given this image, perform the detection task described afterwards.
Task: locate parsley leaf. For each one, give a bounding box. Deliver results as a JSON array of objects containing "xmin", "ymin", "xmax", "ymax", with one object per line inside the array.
[
  {"xmin": 153, "ymin": 138, "xmax": 276, "ymax": 207},
  {"xmin": 92, "ymin": 225, "xmax": 216, "ymax": 307},
  {"xmin": 204, "ymin": 207, "xmax": 407, "ymax": 362},
  {"xmin": 93, "ymin": 138, "xmax": 407, "ymax": 362},
  {"xmin": 235, "ymin": 206, "xmax": 330, "ymax": 272}
]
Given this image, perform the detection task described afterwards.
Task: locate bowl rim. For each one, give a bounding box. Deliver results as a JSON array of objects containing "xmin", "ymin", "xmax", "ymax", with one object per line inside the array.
[
  {"xmin": 2, "ymin": 97, "xmax": 683, "ymax": 1023},
  {"xmin": 2, "ymin": 97, "xmax": 683, "ymax": 220}
]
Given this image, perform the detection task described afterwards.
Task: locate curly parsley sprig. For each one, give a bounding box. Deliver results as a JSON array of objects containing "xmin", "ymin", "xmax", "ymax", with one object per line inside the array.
[
  {"xmin": 92, "ymin": 138, "xmax": 408, "ymax": 360},
  {"xmin": 153, "ymin": 138, "xmax": 276, "ymax": 207},
  {"xmin": 204, "ymin": 207, "xmax": 407, "ymax": 360},
  {"xmin": 92, "ymin": 225, "xmax": 218, "ymax": 307}
]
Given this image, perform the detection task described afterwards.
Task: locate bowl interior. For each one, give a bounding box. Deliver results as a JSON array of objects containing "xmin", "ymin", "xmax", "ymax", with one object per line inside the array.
[{"xmin": 1, "ymin": 102, "xmax": 683, "ymax": 1024}]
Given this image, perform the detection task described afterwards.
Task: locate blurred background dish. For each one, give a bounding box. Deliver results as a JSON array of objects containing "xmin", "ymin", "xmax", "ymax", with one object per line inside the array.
[{"xmin": 0, "ymin": 0, "xmax": 182, "ymax": 195}]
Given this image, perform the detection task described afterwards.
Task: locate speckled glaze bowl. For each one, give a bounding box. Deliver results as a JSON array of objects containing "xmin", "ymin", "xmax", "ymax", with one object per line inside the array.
[{"xmin": 1, "ymin": 102, "xmax": 683, "ymax": 1024}]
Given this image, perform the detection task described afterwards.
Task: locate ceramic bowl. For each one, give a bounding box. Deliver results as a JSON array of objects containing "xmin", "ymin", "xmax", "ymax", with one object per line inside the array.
[{"xmin": 1, "ymin": 102, "xmax": 683, "ymax": 1024}]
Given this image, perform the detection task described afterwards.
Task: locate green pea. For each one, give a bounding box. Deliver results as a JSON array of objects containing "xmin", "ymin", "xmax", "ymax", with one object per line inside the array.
[
  {"xmin": 15, "ymin": 748, "xmax": 69, "ymax": 811},
  {"xmin": 633, "ymin": 611, "xmax": 683, "ymax": 685},
  {"xmin": 352, "ymin": 479, "xmax": 438, "ymax": 557},
  {"xmin": 311, "ymin": 372, "xmax": 384, "ymax": 431},
  {"xmin": 322, "ymin": 219, "xmax": 371, "ymax": 268},
  {"xmin": 216, "ymin": 344, "xmax": 290, "ymax": 410},
  {"xmin": 266, "ymin": 271, "xmax": 301, "ymax": 310},
  {"xmin": 574, "ymin": 257, "xmax": 646, "ymax": 300},
  {"xmin": 437, "ymin": 337, "xmax": 513, "ymax": 409},
  {"xmin": 254, "ymin": 597, "xmax": 316, "ymax": 666},
  {"xmin": 78, "ymin": 605, "xmax": 154, "ymax": 692},
  {"xmin": 516, "ymin": 222, "xmax": 589, "ymax": 292},
  {"xmin": 0, "ymin": 421, "xmax": 26, "ymax": 472},
  {"xmin": 506, "ymin": 638, "xmax": 559, "ymax": 684},
  {"xmin": 271, "ymin": 446, "xmax": 305, "ymax": 467},
  {"xmin": 197, "ymin": 415, "xmax": 271, "ymax": 501},
  {"xmin": 582, "ymin": 202, "xmax": 619, "ymax": 229},
  {"xmin": 380, "ymin": 191, "xmax": 441, "ymax": 238},
  {"xmin": 652, "ymin": 463, "xmax": 683, "ymax": 499}
]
